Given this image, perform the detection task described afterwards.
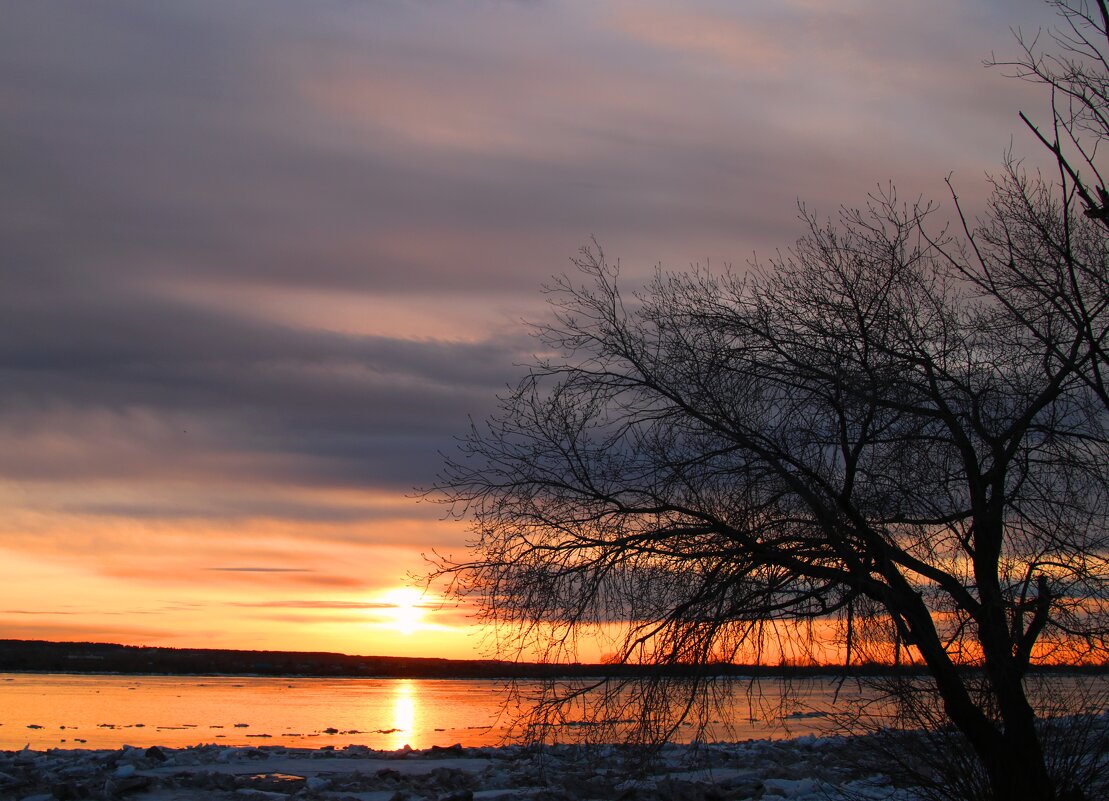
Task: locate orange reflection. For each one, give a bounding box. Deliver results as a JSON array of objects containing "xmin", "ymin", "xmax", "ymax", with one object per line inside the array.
[{"xmin": 389, "ymin": 679, "xmax": 416, "ymax": 750}]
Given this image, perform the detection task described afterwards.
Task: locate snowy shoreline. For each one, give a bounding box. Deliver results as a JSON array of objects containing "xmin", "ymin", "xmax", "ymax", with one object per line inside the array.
[{"xmin": 1, "ymin": 734, "xmax": 922, "ymax": 801}]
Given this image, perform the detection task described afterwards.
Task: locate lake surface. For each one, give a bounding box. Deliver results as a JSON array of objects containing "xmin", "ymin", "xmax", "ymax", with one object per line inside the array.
[
  {"xmin": 0, "ymin": 673, "xmax": 848, "ymax": 750},
  {"xmin": 2, "ymin": 672, "xmax": 1103, "ymax": 751}
]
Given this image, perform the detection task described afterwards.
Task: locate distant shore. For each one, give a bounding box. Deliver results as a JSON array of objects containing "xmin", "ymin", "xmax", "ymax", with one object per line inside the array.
[{"xmin": 4, "ymin": 639, "xmax": 1102, "ymax": 681}]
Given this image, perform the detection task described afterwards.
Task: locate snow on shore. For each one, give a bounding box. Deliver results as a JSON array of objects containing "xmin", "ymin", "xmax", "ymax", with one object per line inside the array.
[{"xmin": 0, "ymin": 733, "xmax": 922, "ymax": 801}]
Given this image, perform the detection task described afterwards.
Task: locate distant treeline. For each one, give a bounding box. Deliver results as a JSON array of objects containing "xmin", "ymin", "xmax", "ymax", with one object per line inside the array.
[{"xmin": 0, "ymin": 640, "xmax": 1103, "ymax": 679}]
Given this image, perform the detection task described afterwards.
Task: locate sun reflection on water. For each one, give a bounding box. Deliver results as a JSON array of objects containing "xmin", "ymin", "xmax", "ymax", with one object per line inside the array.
[{"xmin": 389, "ymin": 679, "xmax": 416, "ymax": 751}]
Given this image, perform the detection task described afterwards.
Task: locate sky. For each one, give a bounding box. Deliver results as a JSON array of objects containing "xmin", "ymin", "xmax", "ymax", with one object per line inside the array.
[{"xmin": 1, "ymin": 0, "xmax": 1061, "ymax": 659}]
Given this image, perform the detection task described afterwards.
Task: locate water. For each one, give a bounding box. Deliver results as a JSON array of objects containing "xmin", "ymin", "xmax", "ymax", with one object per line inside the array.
[
  {"xmin": 0, "ymin": 672, "xmax": 850, "ymax": 750},
  {"xmin": 1, "ymin": 672, "xmax": 1103, "ymax": 751},
  {"xmin": 1, "ymin": 674, "xmax": 523, "ymax": 751}
]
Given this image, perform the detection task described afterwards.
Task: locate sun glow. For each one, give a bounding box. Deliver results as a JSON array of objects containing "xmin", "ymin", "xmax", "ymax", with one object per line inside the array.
[{"xmin": 380, "ymin": 587, "xmax": 426, "ymax": 635}]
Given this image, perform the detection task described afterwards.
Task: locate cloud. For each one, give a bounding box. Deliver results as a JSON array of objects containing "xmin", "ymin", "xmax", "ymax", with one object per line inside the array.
[
  {"xmin": 2, "ymin": 609, "xmax": 78, "ymax": 616},
  {"xmin": 0, "ymin": 621, "xmax": 182, "ymax": 643},
  {"xmin": 248, "ymin": 612, "xmax": 378, "ymax": 625},
  {"xmin": 0, "ymin": 289, "xmax": 526, "ymax": 494},
  {"xmin": 206, "ymin": 567, "xmax": 312, "ymax": 573},
  {"xmin": 0, "ymin": 0, "xmax": 1066, "ymax": 654},
  {"xmin": 604, "ymin": 4, "xmax": 792, "ymax": 74},
  {"xmin": 230, "ymin": 600, "xmax": 439, "ymax": 610}
]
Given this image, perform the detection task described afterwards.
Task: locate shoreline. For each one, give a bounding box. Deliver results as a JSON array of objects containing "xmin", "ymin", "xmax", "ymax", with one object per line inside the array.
[
  {"xmin": 1, "ymin": 733, "xmax": 921, "ymax": 801},
  {"xmin": 6, "ymin": 714, "xmax": 1107, "ymax": 800},
  {"xmin": 0, "ymin": 638, "xmax": 953, "ymax": 680},
  {"xmin": 5, "ymin": 666, "xmax": 1105, "ymax": 682}
]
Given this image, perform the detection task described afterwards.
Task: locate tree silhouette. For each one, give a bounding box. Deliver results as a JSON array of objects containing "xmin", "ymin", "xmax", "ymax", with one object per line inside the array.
[{"xmin": 433, "ymin": 4, "xmax": 1107, "ymax": 799}]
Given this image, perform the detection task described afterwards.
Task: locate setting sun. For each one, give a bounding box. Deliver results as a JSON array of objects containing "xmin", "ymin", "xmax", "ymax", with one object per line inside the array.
[{"xmin": 380, "ymin": 588, "xmax": 427, "ymax": 636}]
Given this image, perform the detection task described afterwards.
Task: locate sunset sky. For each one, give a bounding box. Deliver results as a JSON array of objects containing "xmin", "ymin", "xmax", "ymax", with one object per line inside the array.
[{"xmin": 1, "ymin": 0, "xmax": 1060, "ymax": 659}]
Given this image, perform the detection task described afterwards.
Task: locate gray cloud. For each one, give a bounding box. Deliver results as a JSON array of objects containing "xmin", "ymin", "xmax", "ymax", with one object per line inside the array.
[
  {"xmin": 0, "ymin": 284, "xmax": 524, "ymax": 491},
  {"xmin": 2, "ymin": 1, "xmax": 1057, "ymax": 307}
]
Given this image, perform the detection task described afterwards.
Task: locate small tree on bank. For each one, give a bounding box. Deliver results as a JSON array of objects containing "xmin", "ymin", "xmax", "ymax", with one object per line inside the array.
[{"xmin": 433, "ymin": 3, "xmax": 1108, "ymax": 800}]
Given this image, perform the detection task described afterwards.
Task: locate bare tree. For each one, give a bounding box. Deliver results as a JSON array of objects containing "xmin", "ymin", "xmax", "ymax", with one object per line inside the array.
[
  {"xmin": 983, "ymin": 0, "xmax": 1109, "ymax": 406},
  {"xmin": 432, "ymin": 4, "xmax": 1108, "ymax": 800},
  {"xmin": 434, "ymin": 194, "xmax": 1106, "ymax": 797}
]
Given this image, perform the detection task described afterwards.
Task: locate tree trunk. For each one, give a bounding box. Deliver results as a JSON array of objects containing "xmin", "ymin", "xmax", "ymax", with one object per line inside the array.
[
  {"xmin": 971, "ymin": 509, "xmax": 1055, "ymax": 800},
  {"xmin": 980, "ymin": 741, "xmax": 1055, "ymax": 801},
  {"xmin": 939, "ymin": 666, "xmax": 1056, "ymax": 799},
  {"xmin": 983, "ymin": 656, "xmax": 1054, "ymax": 799},
  {"xmin": 896, "ymin": 589, "xmax": 1057, "ymax": 799},
  {"xmin": 930, "ymin": 670, "xmax": 1054, "ymax": 800}
]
